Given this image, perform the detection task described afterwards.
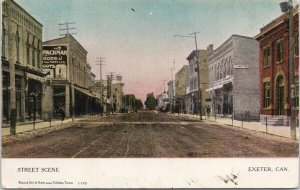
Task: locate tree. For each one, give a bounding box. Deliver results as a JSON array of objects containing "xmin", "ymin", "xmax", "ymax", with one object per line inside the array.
[
  {"xmin": 123, "ymin": 94, "xmax": 144, "ymax": 110},
  {"xmin": 144, "ymin": 92, "xmax": 157, "ymax": 110}
]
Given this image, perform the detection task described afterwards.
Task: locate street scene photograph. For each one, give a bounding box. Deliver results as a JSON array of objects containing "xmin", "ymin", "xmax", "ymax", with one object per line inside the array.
[{"xmin": 1, "ymin": 0, "xmax": 299, "ymax": 159}]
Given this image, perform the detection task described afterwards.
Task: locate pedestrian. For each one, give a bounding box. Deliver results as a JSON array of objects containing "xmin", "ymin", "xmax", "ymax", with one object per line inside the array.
[
  {"xmin": 206, "ymin": 105, "xmax": 211, "ymax": 118},
  {"xmin": 59, "ymin": 107, "xmax": 65, "ymax": 122}
]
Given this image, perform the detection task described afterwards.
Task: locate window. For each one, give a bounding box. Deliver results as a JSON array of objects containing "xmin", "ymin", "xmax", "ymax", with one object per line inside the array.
[
  {"xmin": 295, "ymin": 77, "xmax": 299, "ymax": 108},
  {"xmin": 16, "ymin": 30, "xmax": 20, "ymax": 62},
  {"xmin": 263, "ymin": 82, "xmax": 271, "ymax": 108},
  {"xmin": 295, "ymin": 33, "xmax": 299, "ymax": 56},
  {"xmin": 276, "ymin": 39, "xmax": 283, "ymax": 62},
  {"xmin": 26, "ymin": 34, "xmax": 30, "ymax": 65},
  {"xmin": 32, "ymin": 48, "xmax": 35, "ymax": 67},
  {"xmin": 2, "ymin": 26, "xmax": 5, "ymax": 57},
  {"xmin": 263, "ymin": 46, "xmax": 271, "ymax": 66},
  {"xmin": 32, "ymin": 37, "xmax": 35, "ymax": 67}
]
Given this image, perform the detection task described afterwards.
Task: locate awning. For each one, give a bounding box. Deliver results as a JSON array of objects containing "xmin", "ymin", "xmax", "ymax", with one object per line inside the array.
[
  {"xmin": 205, "ymin": 77, "xmax": 233, "ymax": 92},
  {"xmin": 205, "ymin": 84, "xmax": 223, "ymax": 92},
  {"xmin": 74, "ymin": 86, "xmax": 99, "ymax": 99}
]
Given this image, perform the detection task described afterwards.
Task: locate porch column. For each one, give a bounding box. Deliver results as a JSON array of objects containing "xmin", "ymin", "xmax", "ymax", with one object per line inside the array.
[
  {"xmin": 65, "ymin": 85, "xmax": 70, "ymax": 117},
  {"xmin": 20, "ymin": 75, "xmax": 25, "ymax": 121}
]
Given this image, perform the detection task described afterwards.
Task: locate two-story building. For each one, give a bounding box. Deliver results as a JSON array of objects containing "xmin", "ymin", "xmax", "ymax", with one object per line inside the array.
[
  {"xmin": 255, "ymin": 6, "xmax": 299, "ymax": 125},
  {"xmin": 175, "ymin": 65, "xmax": 189, "ymax": 113},
  {"xmin": 42, "ymin": 34, "xmax": 100, "ymax": 119},
  {"xmin": 185, "ymin": 49, "xmax": 209, "ymax": 115},
  {"xmin": 2, "ymin": 0, "xmax": 45, "ymax": 123},
  {"xmin": 206, "ymin": 35, "xmax": 260, "ymax": 120}
]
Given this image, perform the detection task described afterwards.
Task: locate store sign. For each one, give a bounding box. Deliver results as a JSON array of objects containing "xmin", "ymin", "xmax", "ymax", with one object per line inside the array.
[
  {"xmin": 43, "ymin": 45, "xmax": 68, "ymax": 65},
  {"xmin": 233, "ymin": 65, "xmax": 248, "ymax": 69}
]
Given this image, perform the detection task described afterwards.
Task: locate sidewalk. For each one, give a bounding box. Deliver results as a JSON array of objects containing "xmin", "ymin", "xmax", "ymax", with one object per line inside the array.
[
  {"xmin": 176, "ymin": 113, "xmax": 299, "ymax": 139},
  {"xmin": 1, "ymin": 115, "xmax": 103, "ymax": 136}
]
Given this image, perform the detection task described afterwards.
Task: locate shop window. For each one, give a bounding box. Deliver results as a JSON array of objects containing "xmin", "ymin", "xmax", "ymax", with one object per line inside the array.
[
  {"xmin": 263, "ymin": 82, "xmax": 271, "ymax": 108},
  {"xmin": 263, "ymin": 46, "xmax": 271, "ymax": 66},
  {"xmin": 295, "ymin": 77, "xmax": 299, "ymax": 108},
  {"xmin": 276, "ymin": 39, "xmax": 283, "ymax": 63}
]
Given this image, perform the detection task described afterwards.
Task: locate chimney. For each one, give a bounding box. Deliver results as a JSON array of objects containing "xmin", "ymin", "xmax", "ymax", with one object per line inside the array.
[{"xmin": 207, "ymin": 44, "xmax": 213, "ymax": 54}]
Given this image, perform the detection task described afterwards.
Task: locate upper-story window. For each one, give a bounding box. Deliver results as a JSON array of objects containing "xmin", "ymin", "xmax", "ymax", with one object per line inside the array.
[
  {"xmin": 26, "ymin": 34, "xmax": 30, "ymax": 65},
  {"xmin": 295, "ymin": 76, "xmax": 299, "ymax": 108},
  {"xmin": 32, "ymin": 43, "xmax": 35, "ymax": 67},
  {"xmin": 276, "ymin": 39, "xmax": 284, "ymax": 63},
  {"xmin": 263, "ymin": 46, "xmax": 271, "ymax": 66},
  {"xmin": 15, "ymin": 30, "xmax": 20, "ymax": 62},
  {"xmin": 37, "ymin": 41, "xmax": 41, "ymax": 69},
  {"xmin": 295, "ymin": 33, "xmax": 299, "ymax": 56},
  {"xmin": 2, "ymin": 24, "xmax": 6, "ymax": 58}
]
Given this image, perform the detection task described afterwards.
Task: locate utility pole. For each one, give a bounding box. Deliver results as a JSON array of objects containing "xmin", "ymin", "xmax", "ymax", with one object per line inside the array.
[
  {"xmin": 60, "ymin": 23, "xmax": 77, "ymax": 122},
  {"xmin": 96, "ymin": 57, "xmax": 105, "ymax": 116},
  {"xmin": 279, "ymin": 0, "xmax": 296, "ymax": 139},
  {"xmin": 7, "ymin": 0, "xmax": 16, "ymax": 135},
  {"xmin": 174, "ymin": 31, "xmax": 202, "ymax": 120},
  {"xmin": 59, "ymin": 22, "xmax": 77, "ymax": 36},
  {"xmin": 170, "ymin": 67, "xmax": 174, "ymax": 113}
]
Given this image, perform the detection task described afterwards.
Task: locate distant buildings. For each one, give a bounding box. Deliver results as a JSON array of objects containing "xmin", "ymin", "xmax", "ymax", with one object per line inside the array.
[
  {"xmin": 175, "ymin": 65, "xmax": 189, "ymax": 113},
  {"xmin": 255, "ymin": 7, "xmax": 299, "ymax": 125},
  {"xmin": 156, "ymin": 92, "xmax": 169, "ymax": 112},
  {"xmin": 167, "ymin": 80, "xmax": 175, "ymax": 112},
  {"xmin": 206, "ymin": 35, "xmax": 260, "ymax": 120},
  {"xmin": 111, "ymin": 82, "xmax": 124, "ymax": 113}
]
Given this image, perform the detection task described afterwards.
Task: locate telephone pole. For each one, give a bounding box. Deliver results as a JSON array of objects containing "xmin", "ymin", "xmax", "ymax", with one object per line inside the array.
[
  {"xmin": 7, "ymin": 0, "xmax": 17, "ymax": 135},
  {"xmin": 96, "ymin": 57, "xmax": 105, "ymax": 116},
  {"xmin": 59, "ymin": 22, "xmax": 77, "ymax": 36}
]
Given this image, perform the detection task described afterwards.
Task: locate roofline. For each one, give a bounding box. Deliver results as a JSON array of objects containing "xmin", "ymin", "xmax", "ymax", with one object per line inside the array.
[
  {"xmin": 255, "ymin": 7, "xmax": 298, "ymax": 40},
  {"xmin": 42, "ymin": 35, "xmax": 88, "ymax": 54},
  {"xmin": 10, "ymin": 0, "xmax": 43, "ymax": 27},
  {"xmin": 209, "ymin": 34, "xmax": 254, "ymax": 58}
]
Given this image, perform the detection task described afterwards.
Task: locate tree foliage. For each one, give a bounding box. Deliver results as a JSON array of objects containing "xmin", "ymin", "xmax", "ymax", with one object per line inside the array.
[
  {"xmin": 123, "ymin": 94, "xmax": 144, "ymax": 110},
  {"xmin": 144, "ymin": 92, "xmax": 157, "ymax": 110}
]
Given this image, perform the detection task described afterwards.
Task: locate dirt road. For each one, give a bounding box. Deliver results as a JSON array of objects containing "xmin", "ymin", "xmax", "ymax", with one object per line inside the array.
[{"xmin": 2, "ymin": 111, "xmax": 298, "ymax": 158}]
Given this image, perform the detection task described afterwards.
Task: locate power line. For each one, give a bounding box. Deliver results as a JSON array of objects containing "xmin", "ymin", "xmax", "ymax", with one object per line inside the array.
[
  {"xmin": 96, "ymin": 57, "xmax": 106, "ymax": 80},
  {"xmin": 59, "ymin": 22, "xmax": 77, "ymax": 36}
]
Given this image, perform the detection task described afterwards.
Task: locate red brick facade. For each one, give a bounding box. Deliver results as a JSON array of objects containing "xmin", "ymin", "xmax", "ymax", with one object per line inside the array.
[{"xmin": 256, "ymin": 9, "xmax": 299, "ymax": 116}]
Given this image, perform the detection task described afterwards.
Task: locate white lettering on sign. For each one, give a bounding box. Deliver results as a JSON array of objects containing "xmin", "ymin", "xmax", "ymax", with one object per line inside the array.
[
  {"xmin": 43, "ymin": 65, "xmax": 55, "ymax": 69},
  {"xmin": 233, "ymin": 65, "xmax": 248, "ymax": 69}
]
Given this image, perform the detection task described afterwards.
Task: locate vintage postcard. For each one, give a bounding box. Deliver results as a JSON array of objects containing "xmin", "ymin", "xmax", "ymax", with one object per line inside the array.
[{"xmin": 1, "ymin": 0, "xmax": 299, "ymax": 188}]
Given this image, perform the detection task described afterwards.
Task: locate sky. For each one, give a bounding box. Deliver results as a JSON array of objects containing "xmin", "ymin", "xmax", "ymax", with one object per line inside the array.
[{"xmin": 15, "ymin": 0, "xmax": 285, "ymax": 101}]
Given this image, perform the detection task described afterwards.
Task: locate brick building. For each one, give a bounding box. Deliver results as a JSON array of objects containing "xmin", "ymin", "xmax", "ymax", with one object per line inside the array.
[
  {"xmin": 206, "ymin": 35, "xmax": 260, "ymax": 120},
  {"xmin": 2, "ymin": 0, "xmax": 45, "ymax": 123},
  {"xmin": 255, "ymin": 7, "xmax": 299, "ymax": 124},
  {"xmin": 42, "ymin": 35, "xmax": 100, "ymax": 119}
]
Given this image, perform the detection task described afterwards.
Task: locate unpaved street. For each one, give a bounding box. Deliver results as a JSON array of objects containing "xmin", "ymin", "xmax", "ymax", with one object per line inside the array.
[{"xmin": 2, "ymin": 111, "xmax": 298, "ymax": 158}]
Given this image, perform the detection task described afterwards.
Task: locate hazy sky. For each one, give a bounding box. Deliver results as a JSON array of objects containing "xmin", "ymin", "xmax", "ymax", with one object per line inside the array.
[{"xmin": 15, "ymin": 0, "xmax": 284, "ymax": 101}]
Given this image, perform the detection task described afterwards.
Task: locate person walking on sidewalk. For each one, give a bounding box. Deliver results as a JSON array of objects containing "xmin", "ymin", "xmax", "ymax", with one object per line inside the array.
[{"xmin": 206, "ymin": 105, "xmax": 211, "ymax": 118}]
